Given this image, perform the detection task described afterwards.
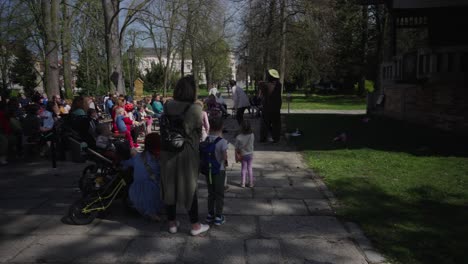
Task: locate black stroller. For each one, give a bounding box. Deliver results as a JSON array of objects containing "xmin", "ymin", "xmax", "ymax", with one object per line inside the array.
[{"xmin": 68, "ymin": 148, "xmax": 134, "ymax": 225}]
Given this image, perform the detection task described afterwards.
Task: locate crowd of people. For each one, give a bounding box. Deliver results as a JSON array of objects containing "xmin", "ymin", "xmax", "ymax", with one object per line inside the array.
[{"xmin": 0, "ymin": 68, "xmax": 283, "ymax": 236}]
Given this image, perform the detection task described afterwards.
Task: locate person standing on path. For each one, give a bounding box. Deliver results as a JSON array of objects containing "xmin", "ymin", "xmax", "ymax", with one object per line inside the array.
[
  {"xmin": 235, "ymin": 120, "xmax": 255, "ymax": 187},
  {"xmin": 260, "ymin": 69, "xmax": 282, "ymax": 143},
  {"xmin": 230, "ymin": 80, "xmax": 250, "ymax": 126},
  {"xmin": 160, "ymin": 75, "xmax": 210, "ymax": 236},
  {"xmin": 201, "ymin": 117, "xmax": 228, "ymax": 226}
]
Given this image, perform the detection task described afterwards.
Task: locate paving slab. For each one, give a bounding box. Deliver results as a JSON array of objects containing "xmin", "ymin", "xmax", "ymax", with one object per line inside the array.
[
  {"xmin": 254, "ymin": 177, "xmax": 290, "ymax": 187},
  {"xmin": 260, "ymin": 216, "xmax": 350, "ymax": 239},
  {"xmin": 0, "ymin": 198, "xmax": 48, "ymax": 215},
  {"xmin": 281, "ymin": 238, "xmax": 368, "ymax": 264},
  {"xmin": 253, "ymin": 187, "xmax": 277, "ymax": 198},
  {"xmin": 72, "ymin": 236, "xmax": 132, "ymax": 263},
  {"xmin": 272, "ymin": 199, "xmax": 309, "ymax": 215},
  {"xmin": 259, "ymin": 169, "xmax": 289, "ymax": 179},
  {"xmin": 225, "ymin": 185, "xmax": 253, "ymax": 198},
  {"xmin": 289, "ymin": 178, "xmax": 318, "ymax": 188},
  {"xmin": 183, "ymin": 237, "xmax": 245, "ymax": 264},
  {"xmin": 121, "ymin": 237, "xmax": 185, "ymax": 263},
  {"xmin": 363, "ymin": 249, "xmax": 387, "ymax": 264},
  {"xmin": 224, "ymin": 198, "xmax": 272, "ymax": 215},
  {"xmin": 208, "ymin": 216, "xmax": 257, "ymax": 238},
  {"xmin": 28, "ymin": 198, "xmax": 76, "ymax": 215},
  {"xmin": 0, "ymin": 235, "xmax": 38, "ymax": 263},
  {"xmin": 276, "ymin": 186, "xmax": 324, "ymax": 199},
  {"xmin": 246, "ymin": 239, "xmax": 283, "ymax": 264},
  {"xmin": 9, "ymin": 234, "xmax": 92, "ymax": 263},
  {"xmin": 89, "ymin": 218, "xmax": 161, "ymax": 236},
  {"xmin": 304, "ymin": 199, "xmax": 334, "ymax": 215},
  {"xmin": 32, "ymin": 215, "xmax": 99, "ymax": 235},
  {"xmin": 0, "ymin": 214, "xmax": 50, "ymax": 235}
]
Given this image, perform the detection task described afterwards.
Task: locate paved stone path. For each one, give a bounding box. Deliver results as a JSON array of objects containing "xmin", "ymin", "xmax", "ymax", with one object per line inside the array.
[{"xmin": 0, "ymin": 96, "xmax": 385, "ymax": 264}]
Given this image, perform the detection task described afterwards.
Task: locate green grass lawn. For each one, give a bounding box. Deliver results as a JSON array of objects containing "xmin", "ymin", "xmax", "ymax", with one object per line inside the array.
[
  {"xmin": 285, "ymin": 114, "xmax": 468, "ymax": 264},
  {"xmin": 282, "ymin": 94, "xmax": 366, "ymax": 110}
]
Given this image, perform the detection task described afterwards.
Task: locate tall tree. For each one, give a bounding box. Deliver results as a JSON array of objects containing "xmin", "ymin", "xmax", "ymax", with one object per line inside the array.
[
  {"xmin": 102, "ymin": 0, "xmax": 151, "ymax": 95},
  {"xmin": 61, "ymin": 0, "xmax": 74, "ymax": 98},
  {"xmin": 43, "ymin": 0, "xmax": 61, "ymax": 97},
  {"xmin": 102, "ymin": 0, "xmax": 125, "ymax": 94}
]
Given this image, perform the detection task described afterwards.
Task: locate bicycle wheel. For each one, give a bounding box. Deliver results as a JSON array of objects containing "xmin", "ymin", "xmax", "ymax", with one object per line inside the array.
[
  {"xmin": 79, "ymin": 164, "xmax": 97, "ymax": 194},
  {"xmin": 68, "ymin": 199, "xmax": 98, "ymax": 225}
]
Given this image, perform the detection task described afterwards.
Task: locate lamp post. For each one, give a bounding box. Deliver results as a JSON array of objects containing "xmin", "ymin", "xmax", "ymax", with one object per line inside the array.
[{"xmin": 127, "ymin": 46, "xmax": 135, "ymax": 96}]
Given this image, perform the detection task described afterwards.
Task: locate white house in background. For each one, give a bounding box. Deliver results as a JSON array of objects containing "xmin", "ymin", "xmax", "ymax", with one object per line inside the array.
[{"xmin": 136, "ymin": 47, "xmax": 238, "ymax": 85}]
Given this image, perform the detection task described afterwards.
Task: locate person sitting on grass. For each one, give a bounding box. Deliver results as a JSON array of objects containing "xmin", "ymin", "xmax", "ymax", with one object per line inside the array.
[{"xmin": 121, "ymin": 133, "xmax": 164, "ymax": 221}]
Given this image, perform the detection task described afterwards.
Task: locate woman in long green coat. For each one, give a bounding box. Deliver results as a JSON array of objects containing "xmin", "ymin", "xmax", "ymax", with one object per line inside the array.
[{"xmin": 160, "ymin": 75, "xmax": 210, "ymax": 236}]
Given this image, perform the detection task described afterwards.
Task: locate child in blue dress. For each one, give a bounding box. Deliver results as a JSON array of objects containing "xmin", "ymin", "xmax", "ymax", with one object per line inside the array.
[{"xmin": 121, "ymin": 133, "xmax": 163, "ymax": 221}]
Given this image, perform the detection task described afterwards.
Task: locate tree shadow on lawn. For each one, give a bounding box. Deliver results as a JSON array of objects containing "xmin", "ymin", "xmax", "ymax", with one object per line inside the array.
[
  {"xmin": 331, "ymin": 177, "xmax": 468, "ymax": 264},
  {"xmin": 284, "ymin": 114, "xmax": 468, "ymax": 157}
]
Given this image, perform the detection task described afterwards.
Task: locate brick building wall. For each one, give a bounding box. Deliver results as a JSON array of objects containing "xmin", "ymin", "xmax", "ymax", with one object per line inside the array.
[{"xmin": 381, "ymin": 74, "xmax": 468, "ymax": 131}]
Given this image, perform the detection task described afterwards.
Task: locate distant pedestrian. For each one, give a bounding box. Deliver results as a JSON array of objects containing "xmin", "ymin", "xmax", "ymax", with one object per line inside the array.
[
  {"xmin": 230, "ymin": 80, "xmax": 250, "ymax": 125},
  {"xmin": 259, "ymin": 69, "xmax": 282, "ymax": 143},
  {"xmin": 235, "ymin": 120, "xmax": 255, "ymax": 187}
]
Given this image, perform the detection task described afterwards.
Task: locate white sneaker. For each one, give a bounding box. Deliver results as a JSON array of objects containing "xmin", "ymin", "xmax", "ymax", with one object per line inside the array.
[
  {"xmin": 190, "ymin": 223, "xmax": 210, "ymax": 236},
  {"xmin": 168, "ymin": 221, "xmax": 180, "ymax": 234}
]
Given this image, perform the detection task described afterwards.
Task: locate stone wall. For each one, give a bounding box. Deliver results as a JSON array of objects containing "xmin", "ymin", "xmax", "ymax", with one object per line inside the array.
[{"xmin": 378, "ymin": 73, "xmax": 468, "ymax": 131}]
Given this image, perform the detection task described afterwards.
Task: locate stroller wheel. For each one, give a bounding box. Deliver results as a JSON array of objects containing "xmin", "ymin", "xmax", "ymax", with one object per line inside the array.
[
  {"xmin": 68, "ymin": 199, "xmax": 98, "ymax": 225},
  {"xmin": 79, "ymin": 165, "xmax": 97, "ymax": 194}
]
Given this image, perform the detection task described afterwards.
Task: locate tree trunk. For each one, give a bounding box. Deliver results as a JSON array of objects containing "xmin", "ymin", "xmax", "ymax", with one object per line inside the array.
[
  {"xmin": 279, "ymin": 0, "xmax": 287, "ymax": 95},
  {"xmin": 61, "ymin": 0, "xmax": 73, "ymax": 98},
  {"xmin": 43, "ymin": 0, "xmax": 60, "ymax": 97},
  {"xmin": 102, "ymin": 0, "xmax": 125, "ymax": 95},
  {"xmin": 371, "ymin": 5, "xmax": 388, "ymax": 111},
  {"xmin": 358, "ymin": 4, "xmax": 369, "ymax": 97}
]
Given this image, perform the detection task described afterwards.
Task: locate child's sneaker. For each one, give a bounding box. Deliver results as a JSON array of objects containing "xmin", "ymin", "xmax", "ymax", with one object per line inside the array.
[
  {"xmin": 214, "ymin": 215, "xmax": 225, "ymax": 226},
  {"xmin": 205, "ymin": 214, "xmax": 215, "ymax": 224},
  {"xmin": 168, "ymin": 221, "xmax": 180, "ymax": 234}
]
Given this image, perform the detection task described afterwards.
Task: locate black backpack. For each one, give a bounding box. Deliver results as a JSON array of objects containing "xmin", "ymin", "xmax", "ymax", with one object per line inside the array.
[{"xmin": 160, "ymin": 103, "xmax": 191, "ymax": 152}]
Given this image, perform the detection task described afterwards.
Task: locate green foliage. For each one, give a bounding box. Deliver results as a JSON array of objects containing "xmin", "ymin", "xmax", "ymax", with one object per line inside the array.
[
  {"xmin": 9, "ymin": 43, "xmax": 37, "ymax": 97},
  {"xmin": 75, "ymin": 47, "xmax": 107, "ymax": 96},
  {"xmin": 143, "ymin": 62, "xmax": 164, "ymax": 93},
  {"xmin": 198, "ymin": 84, "xmax": 207, "ymax": 91},
  {"xmin": 354, "ymin": 80, "xmax": 375, "ymax": 93},
  {"xmin": 202, "ymin": 38, "xmax": 232, "ymax": 86},
  {"xmin": 10, "ymin": 89, "xmax": 19, "ymax": 97}
]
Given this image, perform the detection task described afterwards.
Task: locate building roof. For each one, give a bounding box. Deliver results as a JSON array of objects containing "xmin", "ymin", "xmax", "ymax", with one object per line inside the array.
[{"xmin": 139, "ymin": 47, "xmax": 168, "ymax": 57}]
